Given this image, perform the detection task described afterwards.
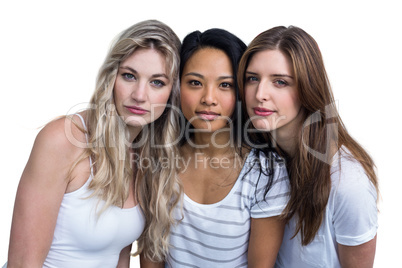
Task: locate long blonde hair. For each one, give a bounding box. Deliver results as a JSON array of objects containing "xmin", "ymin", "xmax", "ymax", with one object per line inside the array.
[
  {"xmin": 238, "ymin": 26, "xmax": 378, "ymax": 245},
  {"xmin": 72, "ymin": 20, "xmax": 182, "ymax": 261}
]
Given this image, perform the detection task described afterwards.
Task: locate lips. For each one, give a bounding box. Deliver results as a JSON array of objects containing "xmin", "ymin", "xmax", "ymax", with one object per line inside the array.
[
  {"xmin": 253, "ymin": 107, "xmax": 275, "ymax": 116},
  {"xmin": 196, "ymin": 110, "xmax": 220, "ymax": 121},
  {"xmin": 125, "ymin": 106, "xmax": 149, "ymax": 115}
]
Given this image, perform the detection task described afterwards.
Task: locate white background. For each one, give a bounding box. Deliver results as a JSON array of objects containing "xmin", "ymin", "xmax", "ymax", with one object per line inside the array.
[{"xmin": 1, "ymin": 0, "xmax": 400, "ymax": 267}]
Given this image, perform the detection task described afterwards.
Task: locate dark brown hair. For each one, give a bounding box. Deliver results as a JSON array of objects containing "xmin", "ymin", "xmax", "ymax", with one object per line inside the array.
[{"xmin": 238, "ymin": 26, "xmax": 379, "ymax": 245}]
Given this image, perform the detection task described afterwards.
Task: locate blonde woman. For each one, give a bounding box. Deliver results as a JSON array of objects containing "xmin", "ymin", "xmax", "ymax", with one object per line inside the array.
[{"xmin": 5, "ymin": 20, "xmax": 181, "ymax": 268}]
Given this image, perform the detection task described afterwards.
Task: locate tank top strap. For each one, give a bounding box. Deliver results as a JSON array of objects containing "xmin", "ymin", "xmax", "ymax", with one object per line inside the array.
[{"xmin": 73, "ymin": 113, "xmax": 94, "ymax": 175}]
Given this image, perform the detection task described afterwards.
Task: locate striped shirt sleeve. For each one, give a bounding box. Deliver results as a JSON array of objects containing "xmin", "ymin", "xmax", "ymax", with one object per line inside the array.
[{"xmin": 249, "ymin": 153, "xmax": 290, "ymax": 218}]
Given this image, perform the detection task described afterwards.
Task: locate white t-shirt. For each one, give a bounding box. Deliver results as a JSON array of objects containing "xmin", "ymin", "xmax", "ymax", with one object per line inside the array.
[
  {"xmin": 45, "ymin": 114, "xmax": 145, "ymax": 268},
  {"xmin": 275, "ymin": 147, "xmax": 378, "ymax": 268},
  {"xmin": 166, "ymin": 149, "xmax": 290, "ymax": 267}
]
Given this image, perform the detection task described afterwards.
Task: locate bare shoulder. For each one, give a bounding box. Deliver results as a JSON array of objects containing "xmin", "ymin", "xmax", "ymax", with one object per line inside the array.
[
  {"xmin": 25, "ymin": 114, "xmax": 89, "ymax": 179},
  {"xmin": 7, "ymin": 113, "xmax": 90, "ymax": 265},
  {"xmin": 36, "ymin": 113, "xmax": 88, "ymax": 154}
]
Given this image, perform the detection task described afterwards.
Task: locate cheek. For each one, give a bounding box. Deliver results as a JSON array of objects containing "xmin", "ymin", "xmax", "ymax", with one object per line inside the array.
[
  {"xmin": 151, "ymin": 88, "xmax": 172, "ymax": 105},
  {"xmin": 180, "ymin": 90, "xmax": 190, "ymax": 108},
  {"xmin": 113, "ymin": 80, "xmax": 125, "ymax": 102},
  {"xmin": 282, "ymin": 94, "xmax": 301, "ymax": 115},
  {"xmin": 244, "ymin": 93, "xmax": 256, "ymax": 118},
  {"xmin": 180, "ymin": 90, "xmax": 197, "ymax": 118},
  {"xmin": 244, "ymin": 87, "xmax": 255, "ymax": 108},
  {"xmin": 152, "ymin": 104, "xmax": 167, "ymax": 120},
  {"xmin": 291, "ymin": 94, "xmax": 302, "ymax": 112},
  {"xmin": 222, "ymin": 94, "xmax": 236, "ymax": 116},
  {"xmin": 149, "ymin": 89, "xmax": 172, "ymax": 114}
]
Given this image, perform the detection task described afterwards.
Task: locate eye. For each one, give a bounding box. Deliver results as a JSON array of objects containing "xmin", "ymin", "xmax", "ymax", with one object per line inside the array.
[
  {"xmin": 246, "ymin": 76, "xmax": 259, "ymax": 83},
  {"xmin": 274, "ymin": 79, "xmax": 288, "ymax": 87},
  {"xmin": 189, "ymin": 80, "xmax": 202, "ymax": 87},
  {"xmin": 122, "ymin": 73, "xmax": 136, "ymax": 81},
  {"xmin": 220, "ymin": 82, "xmax": 233, "ymax": 89},
  {"xmin": 151, "ymin": 80, "xmax": 166, "ymax": 87}
]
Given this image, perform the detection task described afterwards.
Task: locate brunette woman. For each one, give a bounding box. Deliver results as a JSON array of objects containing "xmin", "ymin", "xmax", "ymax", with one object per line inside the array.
[{"xmin": 238, "ymin": 26, "xmax": 378, "ymax": 267}]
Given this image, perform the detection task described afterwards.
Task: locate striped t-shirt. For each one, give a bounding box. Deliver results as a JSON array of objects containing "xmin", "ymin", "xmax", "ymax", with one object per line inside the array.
[{"xmin": 166, "ymin": 149, "xmax": 290, "ymax": 267}]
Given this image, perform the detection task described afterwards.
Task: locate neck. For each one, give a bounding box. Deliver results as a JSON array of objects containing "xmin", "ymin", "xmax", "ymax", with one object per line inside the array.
[
  {"xmin": 189, "ymin": 130, "xmax": 234, "ymax": 158},
  {"xmin": 272, "ymin": 130, "xmax": 298, "ymax": 158}
]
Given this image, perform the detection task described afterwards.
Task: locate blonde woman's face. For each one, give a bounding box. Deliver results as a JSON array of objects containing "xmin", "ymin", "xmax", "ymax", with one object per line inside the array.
[
  {"xmin": 113, "ymin": 48, "xmax": 172, "ymax": 129},
  {"xmin": 244, "ymin": 49, "xmax": 302, "ymax": 135}
]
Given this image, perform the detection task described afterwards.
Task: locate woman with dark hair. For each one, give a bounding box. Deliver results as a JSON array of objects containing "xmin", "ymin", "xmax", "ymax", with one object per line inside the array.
[
  {"xmin": 238, "ymin": 26, "xmax": 379, "ymax": 267},
  {"xmin": 177, "ymin": 28, "xmax": 246, "ymax": 149},
  {"xmin": 143, "ymin": 28, "xmax": 290, "ymax": 268}
]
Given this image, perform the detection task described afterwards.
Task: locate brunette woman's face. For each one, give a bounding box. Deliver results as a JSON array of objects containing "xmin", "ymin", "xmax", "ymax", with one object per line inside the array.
[
  {"xmin": 180, "ymin": 48, "xmax": 236, "ymax": 132},
  {"xmin": 113, "ymin": 48, "xmax": 172, "ymax": 129},
  {"xmin": 244, "ymin": 49, "xmax": 302, "ymax": 134}
]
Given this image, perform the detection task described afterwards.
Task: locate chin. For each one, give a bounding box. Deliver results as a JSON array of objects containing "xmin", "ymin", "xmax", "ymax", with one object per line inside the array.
[
  {"xmin": 250, "ymin": 119, "xmax": 274, "ymax": 132},
  {"xmin": 124, "ymin": 116, "xmax": 150, "ymax": 127}
]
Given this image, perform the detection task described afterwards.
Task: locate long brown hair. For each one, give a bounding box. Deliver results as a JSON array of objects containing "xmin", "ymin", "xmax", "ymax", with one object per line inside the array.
[{"xmin": 238, "ymin": 26, "xmax": 378, "ymax": 245}]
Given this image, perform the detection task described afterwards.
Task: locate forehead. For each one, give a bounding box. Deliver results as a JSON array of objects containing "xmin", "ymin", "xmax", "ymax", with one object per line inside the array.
[
  {"xmin": 124, "ymin": 48, "xmax": 165, "ymax": 64},
  {"xmin": 184, "ymin": 48, "xmax": 232, "ymax": 73},
  {"xmin": 121, "ymin": 48, "xmax": 170, "ymax": 75},
  {"xmin": 248, "ymin": 49, "xmax": 293, "ymax": 75}
]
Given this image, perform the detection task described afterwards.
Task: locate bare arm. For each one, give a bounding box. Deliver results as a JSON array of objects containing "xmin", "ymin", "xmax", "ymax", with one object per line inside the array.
[
  {"xmin": 139, "ymin": 253, "xmax": 164, "ymax": 268},
  {"xmin": 247, "ymin": 216, "xmax": 285, "ymax": 268},
  {"xmin": 117, "ymin": 244, "xmax": 133, "ymax": 268},
  {"xmin": 338, "ymin": 235, "xmax": 377, "ymax": 268},
  {"xmin": 7, "ymin": 118, "xmax": 83, "ymax": 267}
]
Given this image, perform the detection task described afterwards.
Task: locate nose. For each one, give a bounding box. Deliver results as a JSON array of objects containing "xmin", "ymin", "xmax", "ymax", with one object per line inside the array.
[
  {"xmin": 255, "ymin": 81, "xmax": 270, "ymax": 102},
  {"xmin": 201, "ymin": 86, "xmax": 217, "ymax": 106},
  {"xmin": 131, "ymin": 81, "xmax": 147, "ymax": 103}
]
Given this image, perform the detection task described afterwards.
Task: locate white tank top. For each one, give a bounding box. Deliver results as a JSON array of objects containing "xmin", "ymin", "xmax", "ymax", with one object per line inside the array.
[{"xmin": 43, "ymin": 114, "xmax": 145, "ymax": 268}]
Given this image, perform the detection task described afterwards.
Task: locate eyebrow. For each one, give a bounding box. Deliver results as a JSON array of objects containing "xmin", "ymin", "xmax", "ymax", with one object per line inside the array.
[
  {"xmin": 184, "ymin": 72, "xmax": 234, "ymax": 80},
  {"xmin": 119, "ymin": 66, "xmax": 170, "ymax": 80},
  {"xmin": 246, "ymin": 71, "xmax": 294, "ymax": 79},
  {"xmin": 272, "ymin": 74, "xmax": 294, "ymax": 79}
]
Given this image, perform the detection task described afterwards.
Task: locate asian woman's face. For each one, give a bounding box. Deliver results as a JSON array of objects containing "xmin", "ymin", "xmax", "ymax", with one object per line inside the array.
[
  {"xmin": 180, "ymin": 48, "xmax": 236, "ymax": 132},
  {"xmin": 244, "ymin": 49, "xmax": 302, "ymax": 134},
  {"xmin": 113, "ymin": 48, "xmax": 172, "ymax": 129}
]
